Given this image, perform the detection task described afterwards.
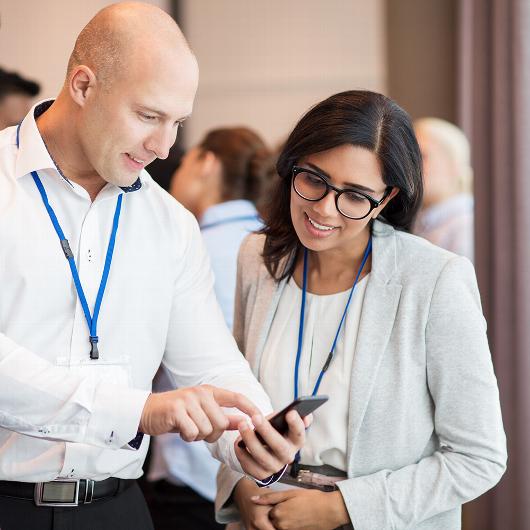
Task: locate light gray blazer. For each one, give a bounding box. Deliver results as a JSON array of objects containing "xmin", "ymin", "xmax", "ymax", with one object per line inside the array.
[{"xmin": 216, "ymin": 220, "xmax": 506, "ymax": 530}]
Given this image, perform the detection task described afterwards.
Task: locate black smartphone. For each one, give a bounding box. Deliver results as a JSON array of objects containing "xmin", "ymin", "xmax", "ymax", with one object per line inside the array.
[{"xmin": 238, "ymin": 395, "xmax": 329, "ymax": 449}]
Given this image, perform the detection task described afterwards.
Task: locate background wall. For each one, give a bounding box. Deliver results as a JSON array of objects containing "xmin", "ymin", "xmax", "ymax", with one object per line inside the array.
[
  {"xmin": 0, "ymin": 0, "xmax": 457, "ymax": 144},
  {"xmin": 0, "ymin": 0, "xmax": 170, "ymax": 100},
  {"xmin": 386, "ymin": 0, "xmax": 457, "ymax": 122},
  {"xmin": 180, "ymin": 0, "xmax": 387, "ymax": 148},
  {"xmin": 1, "ymin": 0, "xmax": 458, "ymax": 147}
]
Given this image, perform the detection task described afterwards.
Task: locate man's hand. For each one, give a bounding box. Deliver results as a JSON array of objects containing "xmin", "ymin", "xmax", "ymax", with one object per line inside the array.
[
  {"xmin": 235, "ymin": 410, "xmax": 311, "ymax": 480},
  {"xmin": 139, "ymin": 385, "xmax": 261, "ymax": 443},
  {"xmin": 251, "ymin": 489, "xmax": 350, "ymax": 530}
]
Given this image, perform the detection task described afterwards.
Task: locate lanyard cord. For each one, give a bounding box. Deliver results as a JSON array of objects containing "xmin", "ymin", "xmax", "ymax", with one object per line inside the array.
[
  {"xmin": 294, "ymin": 237, "xmax": 373, "ymax": 399},
  {"xmin": 31, "ymin": 172, "xmax": 123, "ymax": 360},
  {"xmin": 17, "ymin": 123, "xmax": 123, "ymax": 360},
  {"xmin": 291, "ymin": 237, "xmax": 372, "ymax": 472},
  {"xmin": 200, "ymin": 214, "xmax": 260, "ymax": 231}
]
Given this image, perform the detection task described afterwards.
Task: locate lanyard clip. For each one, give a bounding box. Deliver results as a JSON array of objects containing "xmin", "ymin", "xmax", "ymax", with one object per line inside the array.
[
  {"xmin": 322, "ymin": 352, "xmax": 333, "ymax": 372},
  {"xmin": 89, "ymin": 336, "xmax": 99, "ymax": 360},
  {"xmin": 60, "ymin": 239, "xmax": 74, "ymax": 259}
]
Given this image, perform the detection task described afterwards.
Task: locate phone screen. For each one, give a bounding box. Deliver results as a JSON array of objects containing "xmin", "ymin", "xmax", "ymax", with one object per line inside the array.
[{"xmin": 238, "ymin": 395, "xmax": 328, "ymax": 449}]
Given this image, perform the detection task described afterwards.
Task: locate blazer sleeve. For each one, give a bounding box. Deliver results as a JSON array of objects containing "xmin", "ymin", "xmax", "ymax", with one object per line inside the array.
[
  {"xmin": 337, "ymin": 256, "xmax": 507, "ymax": 530},
  {"xmin": 232, "ymin": 234, "xmax": 250, "ymax": 354}
]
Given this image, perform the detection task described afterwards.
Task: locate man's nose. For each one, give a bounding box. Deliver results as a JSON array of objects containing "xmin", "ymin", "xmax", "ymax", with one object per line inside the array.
[{"xmin": 146, "ymin": 126, "xmax": 178, "ymax": 160}]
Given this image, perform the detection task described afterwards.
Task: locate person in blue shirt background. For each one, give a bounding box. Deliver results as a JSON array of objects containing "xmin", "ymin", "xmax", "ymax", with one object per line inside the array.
[
  {"xmin": 171, "ymin": 126, "xmax": 274, "ymax": 328},
  {"xmin": 147, "ymin": 126, "xmax": 275, "ymax": 529}
]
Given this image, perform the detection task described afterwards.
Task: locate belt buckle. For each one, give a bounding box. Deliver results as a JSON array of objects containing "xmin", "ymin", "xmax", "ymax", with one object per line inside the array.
[{"xmin": 34, "ymin": 478, "xmax": 83, "ymax": 507}]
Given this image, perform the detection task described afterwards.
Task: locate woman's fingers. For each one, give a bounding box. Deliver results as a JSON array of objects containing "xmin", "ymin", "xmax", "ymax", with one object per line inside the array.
[{"xmin": 250, "ymin": 490, "xmax": 294, "ymax": 505}]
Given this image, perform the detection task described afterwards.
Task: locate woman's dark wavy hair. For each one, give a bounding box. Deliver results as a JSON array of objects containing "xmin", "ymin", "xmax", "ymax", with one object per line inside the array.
[{"xmin": 261, "ymin": 90, "xmax": 423, "ymax": 281}]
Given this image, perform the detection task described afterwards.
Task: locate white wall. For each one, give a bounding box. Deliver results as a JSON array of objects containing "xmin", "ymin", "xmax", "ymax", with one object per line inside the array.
[
  {"xmin": 0, "ymin": 0, "xmax": 170, "ymax": 100},
  {"xmin": 181, "ymin": 0, "xmax": 387, "ymax": 147},
  {"xmin": 0, "ymin": 0, "xmax": 386, "ymax": 148}
]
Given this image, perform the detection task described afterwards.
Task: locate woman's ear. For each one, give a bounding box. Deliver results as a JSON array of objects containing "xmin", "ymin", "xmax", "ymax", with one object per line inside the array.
[
  {"xmin": 199, "ymin": 151, "xmax": 219, "ymax": 181},
  {"xmin": 387, "ymin": 187, "xmax": 400, "ymax": 202},
  {"xmin": 373, "ymin": 187, "xmax": 400, "ymax": 218},
  {"xmin": 69, "ymin": 65, "xmax": 97, "ymax": 107}
]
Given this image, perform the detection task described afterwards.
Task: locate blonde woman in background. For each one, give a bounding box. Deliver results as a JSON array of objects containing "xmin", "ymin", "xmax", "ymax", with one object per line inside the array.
[{"xmin": 413, "ymin": 118, "xmax": 474, "ymax": 261}]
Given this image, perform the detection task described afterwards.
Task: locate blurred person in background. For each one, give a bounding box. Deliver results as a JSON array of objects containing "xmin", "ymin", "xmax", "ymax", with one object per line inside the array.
[
  {"xmin": 170, "ymin": 126, "xmax": 273, "ymax": 327},
  {"xmin": 216, "ymin": 91, "xmax": 505, "ymax": 530},
  {"xmin": 146, "ymin": 126, "xmax": 274, "ymax": 530},
  {"xmin": 0, "ymin": 67, "xmax": 40, "ymax": 130},
  {"xmin": 413, "ymin": 118, "xmax": 474, "ymax": 261}
]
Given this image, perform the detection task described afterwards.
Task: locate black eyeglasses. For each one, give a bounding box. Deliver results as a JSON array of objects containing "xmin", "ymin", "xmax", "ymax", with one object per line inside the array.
[{"xmin": 292, "ymin": 166, "xmax": 392, "ymax": 220}]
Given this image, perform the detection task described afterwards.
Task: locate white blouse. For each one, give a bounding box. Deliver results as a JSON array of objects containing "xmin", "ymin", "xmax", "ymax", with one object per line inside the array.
[{"xmin": 260, "ymin": 273, "xmax": 370, "ymax": 472}]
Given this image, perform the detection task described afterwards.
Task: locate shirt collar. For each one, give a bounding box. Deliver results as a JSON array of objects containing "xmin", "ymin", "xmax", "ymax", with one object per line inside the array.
[
  {"xmin": 199, "ymin": 199, "xmax": 258, "ymax": 227},
  {"xmin": 14, "ymin": 99, "xmax": 143, "ymax": 194},
  {"xmin": 14, "ymin": 100, "xmax": 56, "ymax": 180}
]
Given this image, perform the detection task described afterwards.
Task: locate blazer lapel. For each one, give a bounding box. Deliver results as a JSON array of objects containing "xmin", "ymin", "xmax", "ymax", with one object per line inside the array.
[
  {"xmin": 247, "ymin": 271, "xmax": 289, "ymax": 377},
  {"xmin": 345, "ymin": 221, "xmax": 402, "ymax": 471}
]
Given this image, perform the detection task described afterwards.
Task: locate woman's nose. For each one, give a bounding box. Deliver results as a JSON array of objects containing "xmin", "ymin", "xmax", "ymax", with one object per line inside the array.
[{"xmin": 312, "ymin": 190, "xmax": 338, "ymax": 217}]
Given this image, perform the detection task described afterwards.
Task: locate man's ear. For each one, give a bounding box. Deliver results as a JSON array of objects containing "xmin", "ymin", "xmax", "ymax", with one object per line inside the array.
[{"xmin": 69, "ymin": 65, "xmax": 97, "ymax": 107}]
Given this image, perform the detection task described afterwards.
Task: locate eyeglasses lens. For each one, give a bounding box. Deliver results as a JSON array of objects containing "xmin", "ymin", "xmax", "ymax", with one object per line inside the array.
[{"xmin": 293, "ymin": 170, "xmax": 371, "ymax": 219}]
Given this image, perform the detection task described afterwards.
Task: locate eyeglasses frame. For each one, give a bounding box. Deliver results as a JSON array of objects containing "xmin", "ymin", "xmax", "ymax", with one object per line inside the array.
[{"xmin": 291, "ymin": 165, "xmax": 393, "ymax": 220}]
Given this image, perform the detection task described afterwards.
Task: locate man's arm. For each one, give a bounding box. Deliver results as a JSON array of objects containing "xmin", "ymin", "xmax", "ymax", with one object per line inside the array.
[
  {"xmin": 0, "ymin": 332, "xmax": 149, "ymax": 450},
  {"xmin": 158, "ymin": 211, "xmax": 305, "ymax": 478}
]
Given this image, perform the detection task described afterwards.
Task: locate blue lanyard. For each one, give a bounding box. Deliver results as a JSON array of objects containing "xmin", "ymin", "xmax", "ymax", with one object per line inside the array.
[
  {"xmin": 16, "ymin": 124, "xmax": 123, "ymax": 360},
  {"xmin": 294, "ymin": 237, "xmax": 372, "ymax": 399},
  {"xmin": 200, "ymin": 214, "xmax": 260, "ymax": 231}
]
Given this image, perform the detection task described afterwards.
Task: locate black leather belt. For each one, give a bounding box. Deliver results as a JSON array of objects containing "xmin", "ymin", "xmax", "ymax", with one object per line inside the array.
[{"xmin": 0, "ymin": 477, "xmax": 134, "ymax": 507}]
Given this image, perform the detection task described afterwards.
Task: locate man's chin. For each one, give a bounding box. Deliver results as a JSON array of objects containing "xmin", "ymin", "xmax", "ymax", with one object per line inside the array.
[{"xmin": 106, "ymin": 172, "xmax": 141, "ymax": 188}]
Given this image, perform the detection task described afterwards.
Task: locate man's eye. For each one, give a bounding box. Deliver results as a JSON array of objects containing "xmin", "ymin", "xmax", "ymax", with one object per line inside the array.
[{"xmin": 139, "ymin": 113, "xmax": 156, "ymax": 121}]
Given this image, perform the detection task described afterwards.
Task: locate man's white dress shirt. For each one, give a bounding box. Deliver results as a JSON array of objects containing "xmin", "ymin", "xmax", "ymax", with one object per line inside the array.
[{"xmin": 0, "ymin": 102, "xmax": 273, "ymax": 482}]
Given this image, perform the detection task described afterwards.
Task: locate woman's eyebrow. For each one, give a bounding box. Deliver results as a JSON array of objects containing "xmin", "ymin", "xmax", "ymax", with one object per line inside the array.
[{"xmin": 306, "ymin": 162, "xmax": 376, "ymax": 193}]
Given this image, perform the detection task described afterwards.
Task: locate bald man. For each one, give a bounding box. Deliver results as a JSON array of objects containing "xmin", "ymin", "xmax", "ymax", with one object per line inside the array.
[{"xmin": 0, "ymin": 4, "xmax": 306, "ymax": 529}]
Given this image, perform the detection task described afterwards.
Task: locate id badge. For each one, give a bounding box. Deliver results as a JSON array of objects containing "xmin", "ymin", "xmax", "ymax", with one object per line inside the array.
[{"xmin": 56, "ymin": 355, "xmax": 132, "ymax": 388}]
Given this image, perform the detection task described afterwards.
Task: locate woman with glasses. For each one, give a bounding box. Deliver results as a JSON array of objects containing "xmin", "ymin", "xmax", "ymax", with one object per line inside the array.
[{"xmin": 216, "ymin": 90, "xmax": 506, "ymax": 530}]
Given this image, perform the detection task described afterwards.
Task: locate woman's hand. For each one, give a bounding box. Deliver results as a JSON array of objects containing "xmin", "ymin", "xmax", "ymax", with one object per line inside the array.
[
  {"xmin": 251, "ymin": 489, "xmax": 350, "ymax": 530},
  {"xmin": 235, "ymin": 410, "xmax": 311, "ymax": 480},
  {"xmin": 233, "ymin": 478, "xmax": 275, "ymax": 530}
]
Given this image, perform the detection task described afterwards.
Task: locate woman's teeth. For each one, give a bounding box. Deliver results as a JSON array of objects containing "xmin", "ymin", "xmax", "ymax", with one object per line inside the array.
[{"xmin": 307, "ymin": 215, "xmax": 336, "ymax": 231}]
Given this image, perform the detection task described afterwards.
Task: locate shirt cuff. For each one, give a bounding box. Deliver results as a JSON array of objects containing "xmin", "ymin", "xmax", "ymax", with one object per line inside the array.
[
  {"xmin": 85, "ymin": 383, "xmax": 150, "ymax": 449},
  {"xmin": 254, "ymin": 464, "xmax": 288, "ymax": 487},
  {"xmin": 127, "ymin": 431, "xmax": 144, "ymax": 450}
]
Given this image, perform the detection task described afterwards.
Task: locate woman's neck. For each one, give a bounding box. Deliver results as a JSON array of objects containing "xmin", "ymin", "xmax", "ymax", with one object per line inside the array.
[{"xmin": 293, "ymin": 228, "xmax": 372, "ymax": 295}]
